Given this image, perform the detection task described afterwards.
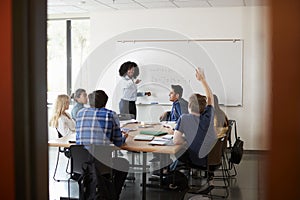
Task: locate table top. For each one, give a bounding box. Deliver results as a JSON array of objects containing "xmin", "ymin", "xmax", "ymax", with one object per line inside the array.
[
  {"xmin": 48, "ymin": 122, "xmax": 184, "ymax": 154},
  {"xmin": 121, "ymin": 122, "xmax": 183, "ymax": 154}
]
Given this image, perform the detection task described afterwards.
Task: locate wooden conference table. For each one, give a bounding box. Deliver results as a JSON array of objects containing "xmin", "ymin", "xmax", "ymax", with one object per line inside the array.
[{"xmin": 48, "ymin": 122, "xmax": 184, "ymax": 200}]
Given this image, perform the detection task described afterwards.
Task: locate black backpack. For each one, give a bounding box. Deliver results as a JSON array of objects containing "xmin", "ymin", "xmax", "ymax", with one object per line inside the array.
[
  {"xmin": 229, "ymin": 120, "xmax": 244, "ymax": 164},
  {"xmin": 230, "ymin": 137, "xmax": 244, "ymax": 164},
  {"xmin": 78, "ymin": 161, "xmax": 117, "ymax": 200}
]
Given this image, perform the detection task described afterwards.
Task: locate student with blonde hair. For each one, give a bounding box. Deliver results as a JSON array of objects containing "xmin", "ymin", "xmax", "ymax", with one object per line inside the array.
[{"xmin": 49, "ymin": 94, "xmax": 75, "ymax": 136}]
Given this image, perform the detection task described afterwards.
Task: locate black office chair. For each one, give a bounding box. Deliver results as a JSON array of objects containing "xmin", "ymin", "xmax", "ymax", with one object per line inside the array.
[
  {"xmin": 52, "ymin": 129, "xmax": 70, "ymax": 182},
  {"xmin": 175, "ymin": 134, "xmax": 229, "ymax": 199},
  {"xmin": 117, "ymin": 113, "xmax": 135, "ymax": 121},
  {"xmin": 206, "ymin": 135, "xmax": 230, "ymax": 198},
  {"xmin": 225, "ymin": 120, "xmax": 238, "ymax": 177},
  {"xmin": 68, "ymin": 145, "xmax": 114, "ymax": 199}
]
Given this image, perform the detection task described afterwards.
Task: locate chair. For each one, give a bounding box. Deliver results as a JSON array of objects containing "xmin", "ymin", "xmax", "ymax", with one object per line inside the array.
[
  {"xmin": 206, "ymin": 135, "xmax": 230, "ymax": 198},
  {"xmin": 68, "ymin": 145, "xmax": 114, "ymax": 198},
  {"xmin": 67, "ymin": 145, "xmax": 90, "ymax": 199},
  {"xmin": 117, "ymin": 113, "xmax": 135, "ymax": 120},
  {"xmin": 159, "ymin": 111, "xmax": 171, "ymax": 121},
  {"xmin": 179, "ymin": 135, "xmax": 230, "ymax": 199},
  {"xmin": 225, "ymin": 120, "xmax": 238, "ymax": 177},
  {"xmin": 52, "ymin": 129, "xmax": 70, "ymax": 182}
]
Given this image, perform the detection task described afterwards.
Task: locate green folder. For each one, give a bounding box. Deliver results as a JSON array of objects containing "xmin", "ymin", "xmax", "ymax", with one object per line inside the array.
[{"xmin": 140, "ymin": 130, "xmax": 168, "ymax": 136}]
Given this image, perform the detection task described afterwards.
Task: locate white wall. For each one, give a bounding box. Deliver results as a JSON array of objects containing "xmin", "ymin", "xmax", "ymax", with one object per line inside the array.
[{"xmin": 78, "ymin": 7, "xmax": 270, "ymax": 150}]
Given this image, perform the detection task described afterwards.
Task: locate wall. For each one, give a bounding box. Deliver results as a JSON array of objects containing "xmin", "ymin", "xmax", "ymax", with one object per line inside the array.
[{"xmin": 81, "ymin": 6, "xmax": 269, "ymax": 150}]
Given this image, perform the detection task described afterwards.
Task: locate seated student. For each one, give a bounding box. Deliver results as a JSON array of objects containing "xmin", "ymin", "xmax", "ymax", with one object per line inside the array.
[
  {"xmin": 71, "ymin": 88, "xmax": 88, "ymax": 120},
  {"xmin": 159, "ymin": 84, "xmax": 188, "ymax": 122},
  {"xmin": 171, "ymin": 68, "xmax": 217, "ymax": 186},
  {"xmin": 151, "ymin": 85, "xmax": 189, "ymax": 166},
  {"xmin": 76, "ymin": 90, "xmax": 129, "ymax": 199},
  {"xmin": 49, "ymin": 94, "xmax": 75, "ymax": 137}
]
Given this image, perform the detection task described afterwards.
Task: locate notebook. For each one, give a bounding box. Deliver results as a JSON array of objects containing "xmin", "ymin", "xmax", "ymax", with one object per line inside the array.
[
  {"xmin": 140, "ymin": 130, "xmax": 168, "ymax": 136},
  {"xmin": 148, "ymin": 138, "xmax": 174, "ymax": 146},
  {"xmin": 133, "ymin": 135, "xmax": 154, "ymax": 141}
]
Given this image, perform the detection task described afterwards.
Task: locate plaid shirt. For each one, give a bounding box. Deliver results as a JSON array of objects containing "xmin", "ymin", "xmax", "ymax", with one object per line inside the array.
[{"xmin": 76, "ymin": 107, "xmax": 125, "ymax": 147}]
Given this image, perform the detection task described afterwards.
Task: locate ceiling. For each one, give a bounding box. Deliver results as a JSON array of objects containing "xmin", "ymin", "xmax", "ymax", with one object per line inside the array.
[{"xmin": 48, "ymin": 0, "xmax": 267, "ymax": 15}]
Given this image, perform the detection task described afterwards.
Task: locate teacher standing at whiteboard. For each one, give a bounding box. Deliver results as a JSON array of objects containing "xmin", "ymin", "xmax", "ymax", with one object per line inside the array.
[{"xmin": 118, "ymin": 61, "xmax": 151, "ymax": 119}]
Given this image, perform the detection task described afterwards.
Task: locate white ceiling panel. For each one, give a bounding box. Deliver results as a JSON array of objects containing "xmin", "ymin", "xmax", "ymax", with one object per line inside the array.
[
  {"xmin": 76, "ymin": 0, "xmax": 114, "ymax": 11},
  {"xmin": 173, "ymin": 0, "xmax": 210, "ymax": 8},
  {"xmin": 108, "ymin": 3, "xmax": 145, "ymax": 10},
  {"xmin": 140, "ymin": 1, "xmax": 178, "ymax": 9},
  {"xmin": 208, "ymin": 0, "xmax": 245, "ymax": 7},
  {"xmin": 100, "ymin": 0, "xmax": 133, "ymax": 3},
  {"xmin": 244, "ymin": 0, "xmax": 268, "ymax": 6},
  {"xmin": 48, "ymin": 5, "xmax": 88, "ymax": 14},
  {"xmin": 47, "ymin": 0, "xmax": 266, "ymax": 15},
  {"xmin": 136, "ymin": 0, "xmax": 170, "ymax": 2}
]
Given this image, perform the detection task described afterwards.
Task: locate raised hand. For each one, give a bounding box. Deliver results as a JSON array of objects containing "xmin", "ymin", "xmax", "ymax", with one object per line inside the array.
[{"xmin": 195, "ymin": 67, "xmax": 205, "ymax": 82}]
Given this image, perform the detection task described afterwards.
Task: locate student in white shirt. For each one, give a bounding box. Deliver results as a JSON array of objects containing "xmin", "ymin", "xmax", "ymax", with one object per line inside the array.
[
  {"xmin": 49, "ymin": 94, "xmax": 75, "ymax": 137},
  {"xmin": 118, "ymin": 61, "xmax": 151, "ymax": 119}
]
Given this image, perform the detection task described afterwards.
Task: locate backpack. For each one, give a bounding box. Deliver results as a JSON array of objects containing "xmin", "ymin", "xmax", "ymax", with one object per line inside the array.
[
  {"xmin": 229, "ymin": 120, "xmax": 244, "ymax": 164},
  {"xmin": 229, "ymin": 137, "xmax": 244, "ymax": 164},
  {"xmin": 78, "ymin": 161, "xmax": 117, "ymax": 200},
  {"xmin": 162, "ymin": 170, "xmax": 189, "ymax": 192}
]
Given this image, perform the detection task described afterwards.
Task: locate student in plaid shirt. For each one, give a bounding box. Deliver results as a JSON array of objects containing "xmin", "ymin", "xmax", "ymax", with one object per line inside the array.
[{"xmin": 76, "ymin": 90, "xmax": 129, "ymax": 199}]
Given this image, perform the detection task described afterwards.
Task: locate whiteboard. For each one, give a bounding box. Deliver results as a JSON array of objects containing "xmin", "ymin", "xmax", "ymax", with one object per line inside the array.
[
  {"xmin": 75, "ymin": 28, "xmax": 243, "ymax": 109},
  {"xmin": 114, "ymin": 40, "xmax": 243, "ymax": 106}
]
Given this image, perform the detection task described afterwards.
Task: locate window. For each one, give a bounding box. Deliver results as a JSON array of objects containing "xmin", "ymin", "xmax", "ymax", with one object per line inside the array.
[
  {"xmin": 47, "ymin": 20, "xmax": 67, "ymax": 103},
  {"xmin": 47, "ymin": 19, "xmax": 90, "ymax": 104}
]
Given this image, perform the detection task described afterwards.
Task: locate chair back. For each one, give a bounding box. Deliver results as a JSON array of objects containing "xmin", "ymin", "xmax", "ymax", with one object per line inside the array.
[
  {"xmin": 69, "ymin": 145, "xmax": 92, "ymax": 177},
  {"xmin": 208, "ymin": 136, "xmax": 227, "ymax": 165},
  {"xmin": 56, "ymin": 128, "xmax": 68, "ymax": 154},
  {"xmin": 118, "ymin": 113, "xmax": 135, "ymax": 120},
  {"xmin": 69, "ymin": 145, "xmax": 114, "ymax": 179},
  {"xmin": 56, "ymin": 128, "xmax": 63, "ymax": 138}
]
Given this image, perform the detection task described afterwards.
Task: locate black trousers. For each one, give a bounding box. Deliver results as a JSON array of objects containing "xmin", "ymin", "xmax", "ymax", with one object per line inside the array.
[
  {"xmin": 119, "ymin": 99, "xmax": 136, "ymax": 119},
  {"xmin": 94, "ymin": 157, "xmax": 129, "ymax": 199}
]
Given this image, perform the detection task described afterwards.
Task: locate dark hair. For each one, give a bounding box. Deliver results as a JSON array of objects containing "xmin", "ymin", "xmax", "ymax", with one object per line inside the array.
[
  {"xmin": 119, "ymin": 61, "xmax": 137, "ymax": 77},
  {"xmin": 88, "ymin": 90, "xmax": 108, "ymax": 108},
  {"xmin": 189, "ymin": 93, "xmax": 207, "ymax": 114},
  {"xmin": 171, "ymin": 85, "xmax": 183, "ymax": 98},
  {"xmin": 70, "ymin": 88, "xmax": 86, "ymax": 102}
]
